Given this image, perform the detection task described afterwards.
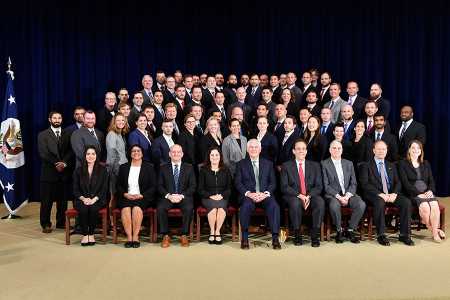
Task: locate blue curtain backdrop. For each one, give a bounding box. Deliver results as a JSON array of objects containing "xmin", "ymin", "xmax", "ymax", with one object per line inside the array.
[{"xmin": 1, "ymin": 0, "xmax": 449, "ymax": 198}]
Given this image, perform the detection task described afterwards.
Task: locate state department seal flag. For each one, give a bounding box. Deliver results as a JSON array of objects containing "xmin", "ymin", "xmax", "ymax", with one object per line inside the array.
[{"xmin": 0, "ymin": 58, "xmax": 28, "ymax": 216}]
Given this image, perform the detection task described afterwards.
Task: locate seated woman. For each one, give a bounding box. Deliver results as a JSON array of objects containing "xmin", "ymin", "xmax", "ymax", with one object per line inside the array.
[
  {"xmin": 128, "ymin": 114, "xmax": 152, "ymax": 161},
  {"xmin": 73, "ymin": 146, "xmax": 108, "ymax": 246},
  {"xmin": 398, "ymin": 140, "xmax": 445, "ymax": 242},
  {"xmin": 304, "ymin": 116, "xmax": 328, "ymax": 162},
  {"xmin": 116, "ymin": 144, "xmax": 156, "ymax": 248},
  {"xmin": 222, "ymin": 118, "xmax": 247, "ymax": 176},
  {"xmin": 198, "ymin": 147, "xmax": 233, "ymax": 244}
]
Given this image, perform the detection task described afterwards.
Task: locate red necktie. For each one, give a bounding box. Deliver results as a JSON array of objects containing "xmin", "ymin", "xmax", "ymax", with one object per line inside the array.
[{"xmin": 298, "ymin": 162, "xmax": 306, "ymax": 195}]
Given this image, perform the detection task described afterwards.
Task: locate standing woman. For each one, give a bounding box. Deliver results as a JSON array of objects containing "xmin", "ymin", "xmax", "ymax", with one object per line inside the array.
[
  {"xmin": 304, "ymin": 116, "xmax": 328, "ymax": 162},
  {"xmin": 351, "ymin": 120, "xmax": 373, "ymax": 166},
  {"xmin": 116, "ymin": 145, "xmax": 157, "ymax": 248},
  {"xmin": 73, "ymin": 146, "xmax": 108, "ymax": 246},
  {"xmin": 222, "ymin": 118, "xmax": 247, "ymax": 176},
  {"xmin": 106, "ymin": 113, "xmax": 129, "ymax": 206},
  {"xmin": 199, "ymin": 116, "xmax": 222, "ymax": 162},
  {"xmin": 128, "ymin": 114, "xmax": 152, "ymax": 161},
  {"xmin": 198, "ymin": 148, "xmax": 233, "ymax": 244},
  {"xmin": 280, "ymin": 88, "xmax": 299, "ymax": 117},
  {"xmin": 255, "ymin": 116, "xmax": 279, "ymax": 163},
  {"xmin": 398, "ymin": 140, "xmax": 444, "ymax": 242}
]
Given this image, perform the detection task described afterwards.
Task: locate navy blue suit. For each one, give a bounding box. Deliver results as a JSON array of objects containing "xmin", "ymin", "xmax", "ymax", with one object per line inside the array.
[
  {"xmin": 235, "ymin": 158, "xmax": 280, "ymax": 236},
  {"xmin": 259, "ymin": 132, "xmax": 279, "ymax": 163},
  {"xmin": 128, "ymin": 129, "xmax": 152, "ymax": 161},
  {"xmin": 343, "ymin": 120, "xmax": 356, "ymax": 141},
  {"xmin": 277, "ymin": 127, "xmax": 300, "ymax": 165},
  {"xmin": 245, "ymin": 86, "xmax": 262, "ymax": 109},
  {"xmin": 151, "ymin": 136, "xmax": 171, "ymax": 168}
]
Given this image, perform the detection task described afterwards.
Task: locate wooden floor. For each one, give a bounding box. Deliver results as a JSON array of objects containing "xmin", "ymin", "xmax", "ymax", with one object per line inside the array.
[{"xmin": 1, "ymin": 200, "xmax": 450, "ymax": 300}]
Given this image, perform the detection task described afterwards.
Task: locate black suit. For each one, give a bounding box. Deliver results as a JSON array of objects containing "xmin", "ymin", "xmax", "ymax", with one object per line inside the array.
[
  {"xmin": 157, "ymin": 163, "xmax": 197, "ymax": 235},
  {"xmin": 348, "ymin": 96, "xmax": 367, "ymax": 120},
  {"xmin": 162, "ymin": 89, "xmax": 176, "ymax": 104},
  {"xmin": 199, "ymin": 133, "xmax": 222, "ymax": 163},
  {"xmin": 318, "ymin": 86, "xmax": 331, "ymax": 107},
  {"xmin": 96, "ymin": 106, "xmax": 116, "ymax": 134},
  {"xmin": 277, "ymin": 128, "xmax": 300, "ymax": 165},
  {"xmin": 258, "ymin": 132, "xmax": 279, "ymax": 163},
  {"xmin": 280, "ymin": 160, "xmax": 325, "ymax": 235},
  {"xmin": 370, "ymin": 131, "xmax": 398, "ymax": 162},
  {"xmin": 359, "ymin": 160, "xmax": 412, "ymax": 237},
  {"xmin": 201, "ymin": 88, "xmax": 218, "ymax": 110},
  {"xmin": 245, "ymin": 86, "xmax": 262, "ymax": 108},
  {"xmin": 397, "ymin": 120, "xmax": 426, "ymax": 158},
  {"xmin": 397, "ymin": 160, "xmax": 436, "ymax": 198},
  {"xmin": 306, "ymin": 134, "xmax": 328, "ymax": 162},
  {"xmin": 301, "ymin": 85, "xmax": 316, "ymax": 105},
  {"xmin": 151, "ymin": 104, "xmax": 165, "ymax": 133},
  {"xmin": 308, "ymin": 104, "xmax": 321, "ymax": 118},
  {"xmin": 177, "ymin": 130, "xmax": 200, "ymax": 166},
  {"xmin": 271, "ymin": 86, "xmax": 283, "ymax": 103},
  {"xmin": 38, "ymin": 128, "xmax": 73, "ymax": 228},
  {"xmin": 374, "ymin": 97, "xmax": 391, "ymax": 119}
]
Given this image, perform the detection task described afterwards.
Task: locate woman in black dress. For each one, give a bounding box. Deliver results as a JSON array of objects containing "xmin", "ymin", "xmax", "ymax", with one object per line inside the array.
[
  {"xmin": 116, "ymin": 144, "xmax": 156, "ymax": 248},
  {"xmin": 198, "ymin": 147, "xmax": 233, "ymax": 244},
  {"xmin": 280, "ymin": 88, "xmax": 299, "ymax": 118},
  {"xmin": 73, "ymin": 146, "xmax": 108, "ymax": 246},
  {"xmin": 351, "ymin": 120, "xmax": 373, "ymax": 166},
  {"xmin": 398, "ymin": 140, "xmax": 444, "ymax": 242},
  {"xmin": 303, "ymin": 116, "xmax": 328, "ymax": 162}
]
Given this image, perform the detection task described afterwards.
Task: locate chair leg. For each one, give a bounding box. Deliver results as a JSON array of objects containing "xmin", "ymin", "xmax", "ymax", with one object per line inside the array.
[
  {"xmin": 368, "ymin": 214, "xmax": 373, "ymax": 240},
  {"xmin": 65, "ymin": 214, "xmax": 70, "ymax": 245},
  {"xmin": 232, "ymin": 214, "xmax": 237, "ymax": 242},
  {"xmin": 189, "ymin": 218, "xmax": 194, "ymax": 241},
  {"xmin": 152, "ymin": 213, "xmax": 158, "ymax": 243},
  {"xmin": 326, "ymin": 213, "xmax": 331, "ymax": 241},
  {"xmin": 112, "ymin": 212, "xmax": 118, "ymax": 244},
  {"xmin": 196, "ymin": 212, "xmax": 201, "ymax": 242},
  {"xmin": 102, "ymin": 213, "xmax": 107, "ymax": 244},
  {"xmin": 320, "ymin": 222, "xmax": 324, "ymax": 242}
]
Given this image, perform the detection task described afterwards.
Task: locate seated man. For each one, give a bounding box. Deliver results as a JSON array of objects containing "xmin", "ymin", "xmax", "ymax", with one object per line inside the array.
[
  {"xmin": 321, "ymin": 140, "xmax": 366, "ymax": 244},
  {"xmin": 157, "ymin": 144, "xmax": 196, "ymax": 248},
  {"xmin": 359, "ymin": 140, "xmax": 414, "ymax": 246},
  {"xmin": 280, "ymin": 139, "xmax": 325, "ymax": 247},
  {"xmin": 235, "ymin": 139, "xmax": 281, "ymax": 250}
]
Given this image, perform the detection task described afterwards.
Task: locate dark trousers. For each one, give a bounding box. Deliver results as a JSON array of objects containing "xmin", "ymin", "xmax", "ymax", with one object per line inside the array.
[
  {"xmin": 365, "ymin": 194, "xmax": 412, "ymax": 236},
  {"xmin": 239, "ymin": 196, "xmax": 280, "ymax": 235},
  {"xmin": 73, "ymin": 201, "xmax": 102, "ymax": 235},
  {"xmin": 326, "ymin": 195, "xmax": 366, "ymax": 231},
  {"xmin": 284, "ymin": 195, "xmax": 325, "ymax": 233},
  {"xmin": 157, "ymin": 198, "xmax": 193, "ymax": 235},
  {"xmin": 39, "ymin": 181, "xmax": 70, "ymax": 228}
]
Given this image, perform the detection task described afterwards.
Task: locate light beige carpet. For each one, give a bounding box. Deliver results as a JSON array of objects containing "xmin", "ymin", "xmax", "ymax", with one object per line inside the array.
[{"xmin": 1, "ymin": 200, "xmax": 450, "ymax": 300}]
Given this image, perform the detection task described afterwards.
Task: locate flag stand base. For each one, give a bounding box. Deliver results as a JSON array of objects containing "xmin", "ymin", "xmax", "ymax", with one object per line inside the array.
[{"xmin": 1, "ymin": 214, "xmax": 22, "ymax": 219}]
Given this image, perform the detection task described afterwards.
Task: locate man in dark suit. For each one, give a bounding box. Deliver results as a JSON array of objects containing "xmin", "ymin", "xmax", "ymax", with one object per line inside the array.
[
  {"xmin": 162, "ymin": 76, "xmax": 177, "ymax": 104},
  {"xmin": 273, "ymin": 104, "xmax": 287, "ymax": 143},
  {"xmin": 261, "ymin": 87, "xmax": 277, "ymax": 122},
  {"xmin": 185, "ymin": 86, "xmax": 203, "ymax": 108},
  {"xmin": 305, "ymin": 90, "xmax": 321, "ymax": 118},
  {"xmin": 300, "ymin": 71, "xmax": 317, "ymax": 105},
  {"xmin": 276, "ymin": 115, "xmax": 300, "ymax": 168},
  {"xmin": 152, "ymin": 119, "xmax": 175, "ymax": 168},
  {"xmin": 228, "ymin": 87, "xmax": 253, "ymax": 124},
  {"xmin": 164, "ymin": 103, "xmax": 181, "ymax": 138},
  {"xmin": 346, "ymin": 81, "xmax": 367, "ymax": 120},
  {"xmin": 183, "ymin": 74, "xmax": 194, "ymax": 104},
  {"xmin": 152, "ymin": 70, "xmax": 166, "ymax": 93},
  {"xmin": 38, "ymin": 111, "xmax": 73, "ymax": 233},
  {"xmin": 298, "ymin": 108, "xmax": 311, "ymax": 138},
  {"xmin": 369, "ymin": 83, "xmax": 390, "ymax": 120},
  {"xmin": 70, "ymin": 110, "xmax": 105, "ymax": 167},
  {"xmin": 320, "ymin": 107, "xmax": 335, "ymax": 144},
  {"xmin": 397, "ymin": 105, "xmax": 426, "ymax": 157},
  {"xmin": 201, "ymin": 76, "xmax": 219, "ymax": 110},
  {"xmin": 96, "ymin": 92, "xmax": 117, "ymax": 133},
  {"xmin": 245, "ymin": 74, "xmax": 262, "ymax": 109},
  {"xmin": 151, "ymin": 90, "xmax": 165, "ymax": 131},
  {"xmin": 140, "ymin": 74, "xmax": 154, "ymax": 107},
  {"xmin": 321, "ymin": 140, "xmax": 366, "ymax": 243},
  {"xmin": 207, "ymin": 91, "xmax": 228, "ymax": 124},
  {"xmin": 286, "ymin": 72, "xmax": 303, "ymax": 107},
  {"xmin": 129, "ymin": 92, "xmax": 145, "ymax": 125},
  {"xmin": 235, "ymin": 139, "xmax": 281, "ymax": 250},
  {"xmin": 269, "ymin": 74, "xmax": 282, "ymax": 103},
  {"xmin": 359, "ymin": 140, "xmax": 414, "ymax": 246},
  {"xmin": 341, "ymin": 104, "xmax": 356, "ymax": 141},
  {"xmin": 64, "ymin": 106, "xmax": 85, "ymax": 135},
  {"xmin": 157, "ymin": 144, "xmax": 197, "ymax": 248},
  {"xmin": 370, "ymin": 114, "xmax": 398, "ymax": 162},
  {"xmin": 250, "ymin": 103, "xmax": 275, "ymax": 136},
  {"xmin": 318, "ymin": 72, "xmax": 332, "ymax": 107},
  {"xmin": 280, "ymin": 139, "xmax": 325, "ymax": 247}
]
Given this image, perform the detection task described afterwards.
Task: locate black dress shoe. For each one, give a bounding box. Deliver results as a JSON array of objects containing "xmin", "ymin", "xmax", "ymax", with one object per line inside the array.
[
  {"xmin": 42, "ymin": 226, "xmax": 52, "ymax": 234},
  {"xmin": 208, "ymin": 235, "xmax": 215, "ymax": 244},
  {"xmin": 124, "ymin": 241, "xmax": 133, "ymax": 248},
  {"xmin": 294, "ymin": 235, "xmax": 303, "ymax": 246},
  {"xmin": 88, "ymin": 242, "xmax": 96, "ymax": 246},
  {"xmin": 214, "ymin": 235, "xmax": 223, "ymax": 245},
  {"xmin": 347, "ymin": 230, "xmax": 360, "ymax": 244},
  {"xmin": 81, "ymin": 242, "xmax": 89, "ymax": 247},
  {"xmin": 272, "ymin": 240, "xmax": 281, "ymax": 250},
  {"xmin": 241, "ymin": 239, "xmax": 249, "ymax": 249},
  {"xmin": 377, "ymin": 235, "xmax": 390, "ymax": 246},
  {"xmin": 55, "ymin": 224, "xmax": 65, "ymax": 229},
  {"xmin": 311, "ymin": 238, "xmax": 320, "ymax": 248},
  {"xmin": 399, "ymin": 236, "xmax": 415, "ymax": 246},
  {"xmin": 335, "ymin": 231, "xmax": 344, "ymax": 244},
  {"xmin": 132, "ymin": 241, "xmax": 141, "ymax": 248}
]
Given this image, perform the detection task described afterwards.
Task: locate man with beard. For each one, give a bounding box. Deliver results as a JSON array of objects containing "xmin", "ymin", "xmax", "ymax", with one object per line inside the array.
[
  {"xmin": 153, "ymin": 70, "xmax": 166, "ymax": 93},
  {"xmin": 261, "ymin": 87, "xmax": 277, "ymax": 122},
  {"xmin": 186, "ymin": 85, "xmax": 203, "ymax": 107},
  {"xmin": 246, "ymin": 74, "xmax": 262, "ymax": 108},
  {"xmin": 318, "ymin": 72, "xmax": 332, "ymax": 107},
  {"xmin": 240, "ymin": 73, "xmax": 250, "ymax": 94},
  {"xmin": 269, "ymin": 74, "xmax": 282, "ymax": 103},
  {"xmin": 324, "ymin": 83, "xmax": 346, "ymax": 123},
  {"xmin": 140, "ymin": 74, "xmax": 154, "ymax": 107},
  {"xmin": 215, "ymin": 73, "xmax": 225, "ymax": 90},
  {"xmin": 199, "ymin": 73, "xmax": 208, "ymax": 88},
  {"xmin": 117, "ymin": 88, "xmax": 129, "ymax": 105},
  {"xmin": 215, "ymin": 72, "xmax": 235, "ymax": 105},
  {"xmin": 259, "ymin": 74, "xmax": 269, "ymax": 88},
  {"xmin": 310, "ymin": 68, "xmax": 320, "ymax": 87},
  {"xmin": 65, "ymin": 106, "xmax": 85, "ymax": 134},
  {"xmin": 129, "ymin": 92, "xmax": 145, "ymax": 125},
  {"xmin": 38, "ymin": 111, "xmax": 73, "ymax": 233},
  {"xmin": 279, "ymin": 73, "xmax": 288, "ymax": 89},
  {"xmin": 152, "ymin": 90, "xmax": 165, "ymax": 130},
  {"xmin": 250, "ymin": 103, "xmax": 275, "ymax": 136},
  {"xmin": 226, "ymin": 74, "xmax": 238, "ymax": 92},
  {"xmin": 228, "ymin": 87, "xmax": 252, "ymax": 124},
  {"xmin": 369, "ymin": 83, "xmax": 390, "ymax": 120},
  {"xmin": 305, "ymin": 90, "xmax": 321, "ymax": 118},
  {"xmin": 397, "ymin": 105, "xmax": 426, "ymax": 157}
]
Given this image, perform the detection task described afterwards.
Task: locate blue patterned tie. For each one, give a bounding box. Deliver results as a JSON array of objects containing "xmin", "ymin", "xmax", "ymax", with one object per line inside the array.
[{"xmin": 173, "ymin": 164, "xmax": 180, "ymax": 193}]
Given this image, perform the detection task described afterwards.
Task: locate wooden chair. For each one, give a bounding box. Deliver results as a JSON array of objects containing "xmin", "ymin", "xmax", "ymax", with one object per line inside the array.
[
  {"xmin": 195, "ymin": 206, "xmax": 238, "ymax": 242},
  {"xmin": 65, "ymin": 208, "xmax": 108, "ymax": 245},
  {"xmin": 283, "ymin": 208, "xmax": 325, "ymax": 241},
  {"xmin": 153, "ymin": 208, "xmax": 194, "ymax": 242},
  {"xmin": 111, "ymin": 207, "xmax": 155, "ymax": 244},
  {"xmin": 325, "ymin": 207, "xmax": 365, "ymax": 241}
]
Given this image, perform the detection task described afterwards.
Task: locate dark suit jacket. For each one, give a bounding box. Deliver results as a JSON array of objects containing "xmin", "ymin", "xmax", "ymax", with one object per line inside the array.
[
  {"xmin": 289, "ymin": 85, "xmax": 303, "ymax": 108},
  {"xmin": 301, "ymin": 85, "xmax": 317, "ymax": 105},
  {"xmin": 277, "ymin": 128, "xmax": 300, "ymax": 165},
  {"xmin": 234, "ymin": 158, "xmax": 276, "ymax": 203},
  {"xmin": 71, "ymin": 127, "xmax": 105, "ymax": 167},
  {"xmin": 38, "ymin": 128, "xmax": 73, "ymax": 182},
  {"xmin": 128, "ymin": 129, "xmax": 152, "ymax": 161},
  {"xmin": 306, "ymin": 134, "xmax": 328, "ymax": 162},
  {"xmin": 151, "ymin": 104, "xmax": 165, "ymax": 131},
  {"xmin": 358, "ymin": 160, "xmax": 402, "ymax": 199},
  {"xmin": 351, "ymin": 135, "xmax": 373, "ymax": 165},
  {"xmin": 349, "ymin": 96, "xmax": 367, "ymax": 120},
  {"xmin": 73, "ymin": 165, "xmax": 108, "ymax": 207},
  {"xmin": 321, "ymin": 122, "xmax": 335, "ymax": 144},
  {"xmin": 308, "ymin": 104, "xmax": 322, "ymax": 118},
  {"xmin": 198, "ymin": 167, "xmax": 232, "ymax": 200},
  {"xmin": 177, "ymin": 129, "xmax": 200, "ymax": 165},
  {"xmin": 151, "ymin": 135, "xmax": 171, "ymax": 167},
  {"xmin": 370, "ymin": 131, "xmax": 398, "ymax": 162},
  {"xmin": 162, "ymin": 89, "xmax": 176, "ymax": 104},
  {"xmin": 116, "ymin": 161, "xmax": 156, "ymax": 206},
  {"xmin": 397, "ymin": 120, "xmax": 426, "ymax": 157},
  {"xmin": 397, "ymin": 159, "xmax": 436, "ymax": 197},
  {"xmin": 245, "ymin": 86, "xmax": 262, "ymax": 108},
  {"xmin": 199, "ymin": 133, "xmax": 222, "ymax": 163},
  {"xmin": 343, "ymin": 120, "xmax": 356, "ymax": 141},
  {"xmin": 259, "ymin": 132, "xmax": 279, "ymax": 163},
  {"xmin": 271, "ymin": 86, "xmax": 283, "ymax": 103},
  {"xmin": 318, "ymin": 86, "xmax": 331, "ymax": 107},
  {"xmin": 280, "ymin": 160, "xmax": 323, "ymax": 198},
  {"xmin": 374, "ymin": 97, "xmax": 391, "ymax": 119},
  {"xmin": 273, "ymin": 120, "xmax": 286, "ymax": 143},
  {"xmin": 140, "ymin": 89, "xmax": 154, "ymax": 107},
  {"xmin": 96, "ymin": 106, "xmax": 116, "ymax": 133},
  {"xmin": 201, "ymin": 88, "xmax": 218, "ymax": 110},
  {"xmin": 158, "ymin": 162, "xmax": 196, "ymax": 200}
]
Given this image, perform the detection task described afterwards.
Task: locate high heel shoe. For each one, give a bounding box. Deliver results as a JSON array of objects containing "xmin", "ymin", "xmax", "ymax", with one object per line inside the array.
[
  {"xmin": 214, "ymin": 235, "xmax": 222, "ymax": 245},
  {"xmin": 208, "ymin": 235, "xmax": 215, "ymax": 244},
  {"xmin": 438, "ymin": 229, "xmax": 446, "ymax": 239}
]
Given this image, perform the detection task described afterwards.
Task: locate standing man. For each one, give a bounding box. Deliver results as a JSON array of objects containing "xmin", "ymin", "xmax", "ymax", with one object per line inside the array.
[
  {"xmin": 141, "ymin": 74, "xmax": 154, "ymax": 107},
  {"xmin": 38, "ymin": 111, "xmax": 73, "ymax": 233},
  {"xmin": 324, "ymin": 83, "xmax": 345, "ymax": 123},
  {"xmin": 346, "ymin": 81, "xmax": 367, "ymax": 120},
  {"xmin": 96, "ymin": 92, "xmax": 117, "ymax": 133},
  {"xmin": 397, "ymin": 105, "xmax": 426, "ymax": 157},
  {"xmin": 369, "ymin": 83, "xmax": 390, "ymax": 120}
]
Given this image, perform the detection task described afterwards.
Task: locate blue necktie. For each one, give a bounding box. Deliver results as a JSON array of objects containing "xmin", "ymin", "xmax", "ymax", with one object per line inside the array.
[
  {"xmin": 376, "ymin": 132, "xmax": 381, "ymax": 140},
  {"xmin": 173, "ymin": 164, "xmax": 180, "ymax": 193},
  {"xmin": 321, "ymin": 125, "xmax": 326, "ymax": 135}
]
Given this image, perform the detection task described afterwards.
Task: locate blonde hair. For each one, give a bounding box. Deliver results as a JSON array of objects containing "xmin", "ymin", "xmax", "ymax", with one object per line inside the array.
[
  {"xmin": 107, "ymin": 112, "xmax": 129, "ymax": 134},
  {"xmin": 406, "ymin": 140, "xmax": 424, "ymax": 163},
  {"xmin": 204, "ymin": 116, "xmax": 222, "ymax": 140}
]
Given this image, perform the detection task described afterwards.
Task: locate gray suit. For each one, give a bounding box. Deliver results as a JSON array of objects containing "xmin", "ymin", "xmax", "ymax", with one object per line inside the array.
[
  {"xmin": 70, "ymin": 127, "xmax": 105, "ymax": 168},
  {"xmin": 106, "ymin": 131, "xmax": 128, "ymax": 193},
  {"xmin": 321, "ymin": 158, "xmax": 366, "ymax": 231},
  {"xmin": 222, "ymin": 134, "xmax": 247, "ymax": 176},
  {"xmin": 324, "ymin": 97, "xmax": 346, "ymax": 123}
]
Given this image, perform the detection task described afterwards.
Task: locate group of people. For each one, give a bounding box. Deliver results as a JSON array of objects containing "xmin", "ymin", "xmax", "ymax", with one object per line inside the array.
[{"xmin": 37, "ymin": 69, "xmax": 444, "ymax": 249}]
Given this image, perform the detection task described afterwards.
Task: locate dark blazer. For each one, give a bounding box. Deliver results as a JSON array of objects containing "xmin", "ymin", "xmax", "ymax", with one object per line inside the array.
[
  {"xmin": 271, "ymin": 86, "xmax": 283, "ymax": 103},
  {"xmin": 116, "ymin": 161, "xmax": 156, "ymax": 206},
  {"xmin": 374, "ymin": 97, "xmax": 391, "ymax": 119},
  {"xmin": 71, "ymin": 127, "xmax": 105, "ymax": 167},
  {"xmin": 158, "ymin": 162, "xmax": 196, "ymax": 199},
  {"xmin": 198, "ymin": 167, "xmax": 232, "ymax": 200},
  {"xmin": 280, "ymin": 160, "xmax": 323, "ymax": 198},
  {"xmin": 96, "ymin": 106, "xmax": 116, "ymax": 133},
  {"xmin": 343, "ymin": 120, "xmax": 356, "ymax": 141},
  {"xmin": 234, "ymin": 157, "xmax": 276, "ymax": 203},
  {"xmin": 199, "ymin": 133, "xmax": 222, "ymax": 163},
  {"xmin": 201, "ymin": 88, "xmax": 218, "ymax": 110},
  {"xmin": 370, "ymin": 131, "xmax": 398, "ymax": 162},
  {"xmin": 277, "ymin": 128, "xmax": 300, "ymax": 165},
  {"xmin": 397, "ymin": 160, "xmax": 436, "ymax": 197},
  {"xmin": 128, "ymin": 129, "xmax": 152, "ymax": 161},
  {"xmin": 397, "ymin": 120, "xmax": 426, "ymax": 158},
  {"xmin": 73, "ymin": 165, "xmax": 108, "ymax": 207},
  {"xmin": 140, "ymin": 89, "xmax": 154, "ymax": 107},
  {"xmin": 151, "ymin": 135, "xmax": 172, "ymax": 167},
  {"xmin": 245, "ymin": 86, "xmax": 262, "ymax": 108},
  {"xmin": 259, "ymin": 132, "xmax": 279, "ymax": 163},
  {"xmin": 358, "ymin": 159, "xmax": 402, "ymax": 198},
  {"xmin": 128, "ymin": 106, "xmax": 142, "ymax": 125},
  {"xmin": 349, "ymin": 96, "xmax": 367, "ymax": 120},
  {"xmin": 151, "ymin": 104, "xmax": 165, "ymax": 131},
  {"xmin": 64, "ymin": 123, "xmax": 81, "ymax": 136},
  {"xmin": 38, "ymin": 128, "xmax": 73, "ymax": 182},
  {"xmin": 318, "ymin": 86, "xmax": 331, "ymax": 107},
  {"xmin": 351, "ymin": 135, "xmax": 373, "ymax": 165},
  {"xmin": 273, "ymin": 120, "xmax": 286, "ymax": 143},
  {"xmin": 306, "ymin": 134, "xmax": 328, "ymax": 162},
  {"xmin": 177, "ymin": 129, "xmax": 200, "ymax": 165},
  {"xmin": 321, "ymin": 122, "xmax": 335, "ymax": 144},
  {"xmin": 301, "ymin": 85, "xmax": 317, "ymax": 104},
  {"xmin": 162, "ymin": 89, "xmax": 176, "ymax": 104},
  {"xmin": 308, "ymin": 104, "xmax": 322, "ymax": 118},
  {"xmin": 228, "ymin": 102, "xmax": 253, "ymax": 124},
  {"xmin": 289, "ymin": 85, "xmax": 303, "ymax": 108}
]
